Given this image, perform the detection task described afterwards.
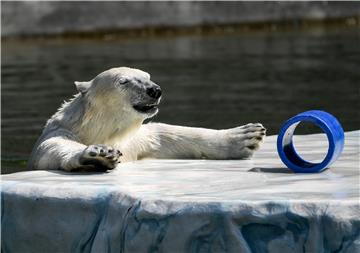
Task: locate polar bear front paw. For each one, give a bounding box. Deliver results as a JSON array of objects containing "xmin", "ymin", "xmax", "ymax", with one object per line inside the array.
[
  {"xmin": 225, "ymin": 123, "xmax": 266, "ymax": 159},
  {"xmin": 80, "ymin": 144, "xmax": 122, "ymax": 172}
]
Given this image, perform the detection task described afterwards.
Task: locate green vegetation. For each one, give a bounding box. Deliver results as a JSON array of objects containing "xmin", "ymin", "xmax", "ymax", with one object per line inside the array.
[{"xmin": 1, "ymin": 158, "xmax": 28, "ymax": 174}]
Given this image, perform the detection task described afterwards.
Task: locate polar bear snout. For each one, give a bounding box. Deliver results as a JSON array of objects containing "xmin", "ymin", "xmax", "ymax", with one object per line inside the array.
[
  {"xmin": 146, "ymin": 86, "xmax": 162, "ymax": 99},
  {"xmin": 131, "ymin": 81, "xmax": 161, "ymax": 116}
]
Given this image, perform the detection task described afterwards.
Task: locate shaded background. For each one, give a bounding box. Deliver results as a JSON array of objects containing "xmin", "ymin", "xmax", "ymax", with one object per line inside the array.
[{"xmin": 2, "ymin": 1, "xmax": 360, "ymax": 173}]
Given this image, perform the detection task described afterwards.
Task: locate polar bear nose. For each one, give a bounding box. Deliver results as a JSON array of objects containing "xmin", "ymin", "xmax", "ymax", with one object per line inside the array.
[{"xmin": 146, "ymin": 86, "xmax": 162, "ymax": 99}]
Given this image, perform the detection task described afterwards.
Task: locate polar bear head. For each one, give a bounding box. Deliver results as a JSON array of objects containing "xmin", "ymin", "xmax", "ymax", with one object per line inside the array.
[{"xmin": 74, "ymin": 67, "xmax": 162, "ymax": 120}]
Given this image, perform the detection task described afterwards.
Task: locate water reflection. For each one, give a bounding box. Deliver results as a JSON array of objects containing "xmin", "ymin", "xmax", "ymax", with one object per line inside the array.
[{"xmin": 2, "ymin": 28, "xmax": 359, "ymax": 173}]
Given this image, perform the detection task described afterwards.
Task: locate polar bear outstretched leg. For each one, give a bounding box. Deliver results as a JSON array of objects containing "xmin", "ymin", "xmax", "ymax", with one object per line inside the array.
[{"xmin": 122, "ymin": 122, "xmax": 266, "ymax": 161}]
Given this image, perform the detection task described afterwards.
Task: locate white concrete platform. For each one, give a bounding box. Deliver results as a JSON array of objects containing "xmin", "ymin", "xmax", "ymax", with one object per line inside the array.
[{"xmin": 1, "ymin": 131, "xmax": 359, "ymax": 253}]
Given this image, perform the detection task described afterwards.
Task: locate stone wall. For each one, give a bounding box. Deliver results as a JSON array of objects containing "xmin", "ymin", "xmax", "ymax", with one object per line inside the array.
[{"xmin": 2, "ymin": 1, "xmax": 360, "ymax": 37}]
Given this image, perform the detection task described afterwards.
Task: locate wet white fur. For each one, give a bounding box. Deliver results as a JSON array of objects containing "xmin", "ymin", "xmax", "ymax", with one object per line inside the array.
[{"xmin": 27, "ymin": 67, "xmax": 265, "ymax": 171}]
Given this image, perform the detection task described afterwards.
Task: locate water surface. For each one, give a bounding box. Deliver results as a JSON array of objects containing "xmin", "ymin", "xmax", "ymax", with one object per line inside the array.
[{"xmin": 2, "ymin": 28, "xmax": 359, "ymax": 173}]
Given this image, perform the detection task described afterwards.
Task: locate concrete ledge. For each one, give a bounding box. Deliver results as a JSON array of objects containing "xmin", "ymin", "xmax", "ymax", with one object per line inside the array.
[
  {"xmin": 1, "ymin": 131, "xmax": 359, "ymax": 252},
  {"xmin": 2, "ymin": 2, "xmax": 360, "ymax": 37}
]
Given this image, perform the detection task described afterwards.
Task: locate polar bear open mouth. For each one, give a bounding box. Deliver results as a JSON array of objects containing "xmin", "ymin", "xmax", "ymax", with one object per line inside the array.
[{"xmin": 133, "ymin": 104, "xmax": 158, "ymax": 113}]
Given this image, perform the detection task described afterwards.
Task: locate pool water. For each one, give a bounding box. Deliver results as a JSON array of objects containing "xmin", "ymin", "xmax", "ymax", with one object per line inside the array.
[{"xmin": 2, "ymin": 28, "xmax": 359, "ymax": 174}]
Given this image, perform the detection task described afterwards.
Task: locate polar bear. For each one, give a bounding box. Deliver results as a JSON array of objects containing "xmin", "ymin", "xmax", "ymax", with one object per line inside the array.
[{"xmin": 27, "ymin": 67, "xmax": 266, "ymax": 172}]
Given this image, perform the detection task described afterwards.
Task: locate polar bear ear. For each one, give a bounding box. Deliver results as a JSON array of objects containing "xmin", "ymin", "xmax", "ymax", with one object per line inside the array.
[{"xmin": 74, "ymin": 81, "xmax": 91, "ymax": 94}]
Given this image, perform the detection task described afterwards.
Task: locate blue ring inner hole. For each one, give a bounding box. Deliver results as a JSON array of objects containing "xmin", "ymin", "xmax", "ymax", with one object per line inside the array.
[{"xmin": 282, "ymin": 122, "xmax": 322, "ymax": 168}]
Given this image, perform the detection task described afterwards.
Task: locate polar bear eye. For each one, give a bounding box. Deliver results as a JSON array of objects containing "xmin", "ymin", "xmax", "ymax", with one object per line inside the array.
[{"xmin": 118, "ymin": 77, "xmax": 129, "ymax": 85}]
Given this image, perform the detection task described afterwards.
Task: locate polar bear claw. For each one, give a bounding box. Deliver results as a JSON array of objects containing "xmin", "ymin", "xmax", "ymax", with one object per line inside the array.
[
  {"xmin": 225, "ymin": 123, "xmax": 266, "ymax": 158},
  {"xmin": 79, "ymin": 145, "xmax": 122, "ymax": 171}
]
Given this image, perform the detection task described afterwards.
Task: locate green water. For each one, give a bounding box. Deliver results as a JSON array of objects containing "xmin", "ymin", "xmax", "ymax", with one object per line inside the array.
[{"xmin": 2, "ymin": 28, "xmax": 359, "ymax": 174}]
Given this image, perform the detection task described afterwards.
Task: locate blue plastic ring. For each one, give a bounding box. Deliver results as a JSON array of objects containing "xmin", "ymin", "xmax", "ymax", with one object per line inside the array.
[{"xmin": 277, "ymin": 110, "xmax": 344, "ymax": 173}]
